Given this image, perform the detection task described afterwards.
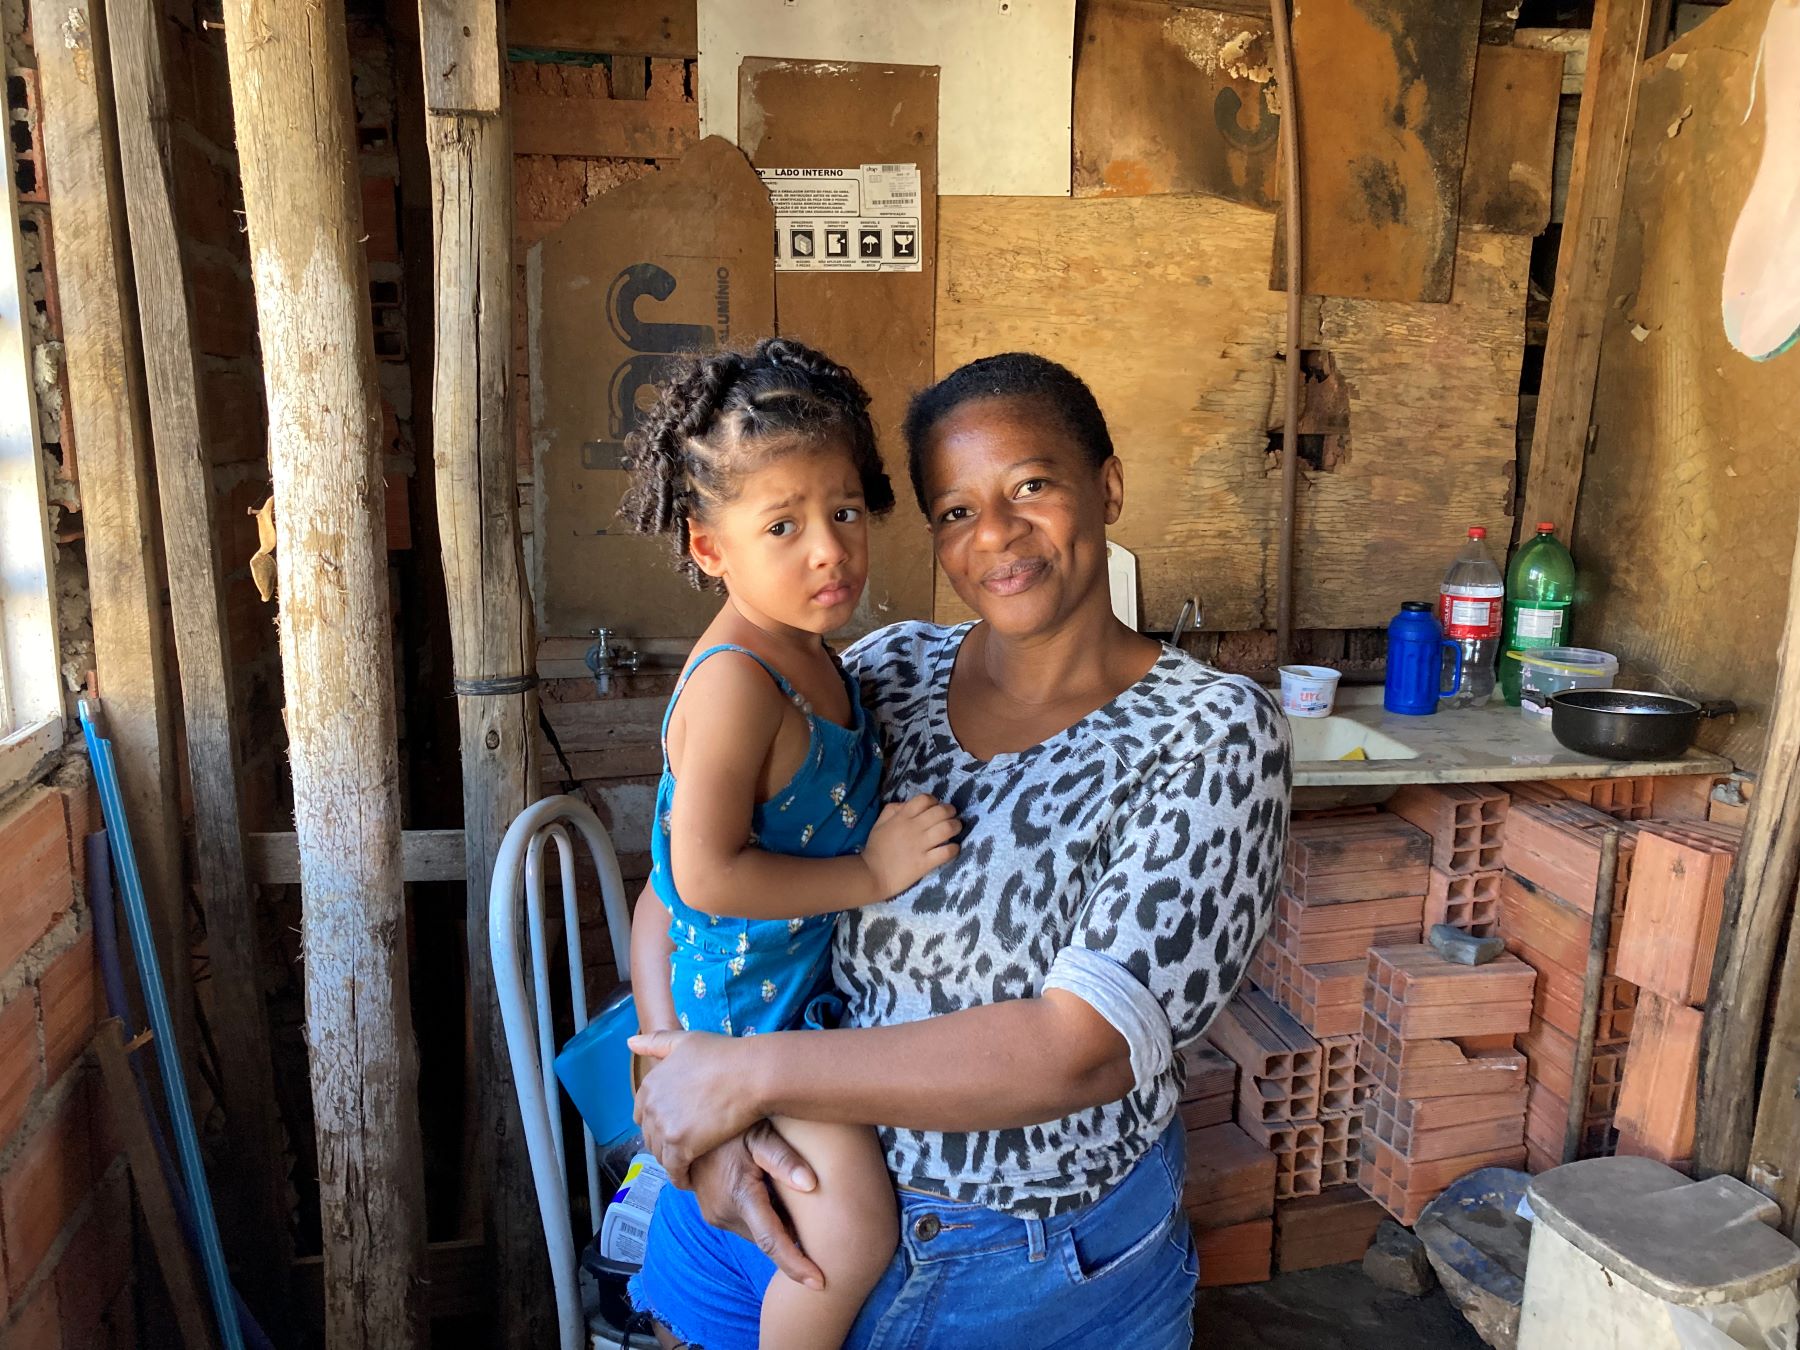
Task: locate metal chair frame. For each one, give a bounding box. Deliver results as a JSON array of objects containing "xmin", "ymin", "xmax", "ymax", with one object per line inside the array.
[{"xmin": 489, "ymin": 794, "xmax": 633, "ymax": 1350}]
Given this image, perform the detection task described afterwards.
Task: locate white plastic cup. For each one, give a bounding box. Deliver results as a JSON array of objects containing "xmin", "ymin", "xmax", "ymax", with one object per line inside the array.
[{"xmin": 1279, "ymin": 665, "xmax": 1341, "ymax": 718}]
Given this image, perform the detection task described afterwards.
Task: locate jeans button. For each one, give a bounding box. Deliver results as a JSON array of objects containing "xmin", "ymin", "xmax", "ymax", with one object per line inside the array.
[{"xmin": 912, "ymin": 1213, "xmax": 941, "ymax": 1242}]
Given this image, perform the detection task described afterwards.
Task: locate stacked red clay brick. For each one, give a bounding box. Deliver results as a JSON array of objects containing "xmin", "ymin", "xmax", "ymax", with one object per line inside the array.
[
  {"xmin": 1612, "ymin": 815, "xmax": 1741, "ymax": 1169},
  {"xmin": 0, "ymin": 775, "xmax": 133, "ymax": 1345},
  {"xmin": 1214, "ymin": 811, "xmax": 1432, "ymax": 1277},
  {"xmin": 1178, "ymin": 1042, "xmax": 1281, "ymax": 1285},
  {"xmin": 1359, "ymin": 943, "xmax": 1534, "ymax": 1223},
  {"xmin": 1499, "ymin": 791, "xmax": 1641, "ymax": 1169}
]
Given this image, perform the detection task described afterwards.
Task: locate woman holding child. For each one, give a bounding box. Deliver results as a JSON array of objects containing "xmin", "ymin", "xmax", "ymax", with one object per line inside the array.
[{"xmin": 617, "ymin": 339, "xmax": 1290, "ymax": 1349}]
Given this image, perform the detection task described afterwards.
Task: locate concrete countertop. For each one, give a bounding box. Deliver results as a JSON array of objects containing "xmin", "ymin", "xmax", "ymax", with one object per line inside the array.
[{"xmin": 1290, "ymin": 685, "xmax": 1734, "ymax": 787}]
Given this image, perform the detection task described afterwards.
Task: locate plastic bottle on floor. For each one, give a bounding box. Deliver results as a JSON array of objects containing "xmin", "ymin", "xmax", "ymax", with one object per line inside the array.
[
  {"xmin": 1439, "ymin": 526, "xmax": 1504, "ymax": 707},
  {"xmin": 1498, "ymin": 523, "xmax": 1578, "ymax": 705}
]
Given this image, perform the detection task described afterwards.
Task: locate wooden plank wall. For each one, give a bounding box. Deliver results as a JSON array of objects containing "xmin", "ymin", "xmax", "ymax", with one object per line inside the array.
[{"xmin": 1575, "ymin": 0, "xmax": 1800, "ymax": 770}]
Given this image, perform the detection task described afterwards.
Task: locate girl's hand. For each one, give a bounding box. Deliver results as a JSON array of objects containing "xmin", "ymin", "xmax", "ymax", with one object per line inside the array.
[
  {"xmin": 861, "ymin": 794, "xmax": 961, "ymax": 901},
  {"xmin": 629, "ymin": 1029, "xmax": 763, "ymax": 1185}
]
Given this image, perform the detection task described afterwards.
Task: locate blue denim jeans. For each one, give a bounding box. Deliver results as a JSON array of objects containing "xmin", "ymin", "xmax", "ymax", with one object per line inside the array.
[{"xmin": 631, "ymin": 1120, "xmax": 1197, "ymax": 1350}]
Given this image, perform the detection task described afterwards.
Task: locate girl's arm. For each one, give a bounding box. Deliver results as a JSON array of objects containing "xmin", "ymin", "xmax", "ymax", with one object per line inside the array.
[
  {"xmin": 668, "ymin": 653, "xmax": 957, "ymax": 921},
  {"xmin": 629, "ymin": 884, "xmax": 680, "ymax": 1034}
]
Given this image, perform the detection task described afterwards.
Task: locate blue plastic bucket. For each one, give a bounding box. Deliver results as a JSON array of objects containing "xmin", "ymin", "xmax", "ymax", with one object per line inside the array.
[{"xmin": 553, "ymin": 988, "xmax": 640, "ymax": 1147}]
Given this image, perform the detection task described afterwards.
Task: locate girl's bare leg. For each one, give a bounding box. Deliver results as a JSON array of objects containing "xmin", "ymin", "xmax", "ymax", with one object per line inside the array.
[{"xmin": 759, "ymin": 1116, "xmax": 897, "ymax": 1350}]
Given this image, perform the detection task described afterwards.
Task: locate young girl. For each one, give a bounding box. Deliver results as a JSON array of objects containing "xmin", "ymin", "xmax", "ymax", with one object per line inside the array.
[{"xmin": 617, "ymin": 338, "xmax": 959, "ymax": 1348}]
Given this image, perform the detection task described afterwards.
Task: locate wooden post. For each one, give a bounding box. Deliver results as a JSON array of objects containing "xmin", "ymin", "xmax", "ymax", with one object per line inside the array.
[
  {"xmin": 1516, "ymin": 0, "xmax": 1653, "ymax": 540},
  {"xmin": 106, "ymin": 0, "xmax": 292, "ymax": 1320},
  {"xmin": 31, "ymin": 0, "xmax": 196, "ymax": 1089},
  {"xmin": 220, "ymin": 4, "xmax": 427, "ymax": 1346},
  {"xmin": 416, "ymin": 3, "xmax": 550, "ymax": 1341},
  {"xmin": 1699, "ymin": 511, "xmax": 1800, "ymax": 1184}
]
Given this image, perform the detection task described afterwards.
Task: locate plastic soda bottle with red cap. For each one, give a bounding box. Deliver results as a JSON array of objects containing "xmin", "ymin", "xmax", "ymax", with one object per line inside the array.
[
  {"xmin": 1497, "ymin": 522, "xmax": 1578, "ymax": 705},
  {"xmin": 1438, "ymin": 526, "xmax": 1504, "ymax": 707}
]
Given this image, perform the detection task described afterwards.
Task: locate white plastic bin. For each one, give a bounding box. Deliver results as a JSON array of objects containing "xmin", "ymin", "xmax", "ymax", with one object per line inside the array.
[{"xmin": 1519, "ymin": 1157, "xmax": 1800, "ymax": 1350}]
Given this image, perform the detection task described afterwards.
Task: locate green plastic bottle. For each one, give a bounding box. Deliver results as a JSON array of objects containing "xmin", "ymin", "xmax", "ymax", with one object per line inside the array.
[{"xmin": 1499, "ymin": 522, "xmax": 1577, "ymax": 705}]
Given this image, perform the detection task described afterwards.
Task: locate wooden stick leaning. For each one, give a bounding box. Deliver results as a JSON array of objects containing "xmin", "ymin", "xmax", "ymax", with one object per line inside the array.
[
  {"xmin": 1564, "ymin": 828, "xmax": 1621, "ymax": 1165},
  {"xmin": 94, "ymin": 1018, "xmax": 220, "ymax": 1350}
]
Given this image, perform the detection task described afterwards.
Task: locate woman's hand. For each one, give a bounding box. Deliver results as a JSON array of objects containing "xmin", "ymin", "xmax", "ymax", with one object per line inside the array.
[
  {"xmin": 689, "ymin": 1125, "xmax": 825, "ymax": 1291},
  {"xmin": 629, "ymin": 1029, "xmax": 764, "ymax": 1184}
]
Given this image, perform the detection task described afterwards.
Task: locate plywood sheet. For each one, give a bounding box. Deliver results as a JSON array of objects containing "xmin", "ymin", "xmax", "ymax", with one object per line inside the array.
[
  {"xmin": 1577, "ymin": 0, "xmax": 1800, "ymax": 770},
  {"xmin": 933, "ymin": 194, "xmax": 1284, "ymax": 630},
  {"xmin": 934, "ymin": 197, "xmax": 1527, "ymax": 631},
  {"xmin": 1305, "ymin": 232, "xmax": 1529, "ymax": 625},
  {"xmin": 738, "ymin": 59, "xmax": 938, "ymax": 632},
  {"xmin": 697, "ymin": 0, "xmax": 1074, "ymax": 196},
  {"xmin": 530, "ymin": 136, "xmax": 776, "ymax": 638},
  {"xmin": 1277, "ymin": 0, "xmax": 1483, "ymax": 302},
  {"xmin": 1460, "ymin": 44, "xmax": 1564, "ymax": 235},
  {"xmin": 1072, "ymin": 0, "xmax": 1279, "ymax": 208}
]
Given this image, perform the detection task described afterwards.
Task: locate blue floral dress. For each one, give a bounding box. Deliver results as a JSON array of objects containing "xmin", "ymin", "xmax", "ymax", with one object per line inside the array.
[{"xmin": 651, "ymin": 643, "xmax": 882, "ymax": 1037}]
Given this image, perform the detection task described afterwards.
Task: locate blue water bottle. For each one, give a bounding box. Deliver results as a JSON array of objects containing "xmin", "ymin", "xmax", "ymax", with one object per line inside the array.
[{"xmin": 1385, "ymin": 601, "xmax": 1463, "ymax": 715}]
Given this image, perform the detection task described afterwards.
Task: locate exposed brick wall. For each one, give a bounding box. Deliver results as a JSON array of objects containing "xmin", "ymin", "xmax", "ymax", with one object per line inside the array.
[{"xmin": 0, "ymin": 774, "xmax": 137, "ymax": 1350}]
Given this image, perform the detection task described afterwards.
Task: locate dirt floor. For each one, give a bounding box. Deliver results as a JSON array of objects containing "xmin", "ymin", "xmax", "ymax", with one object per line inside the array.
[{"xmin": 1194, "ymin": 1263, "xmax": 1488, "ymax": 1349}]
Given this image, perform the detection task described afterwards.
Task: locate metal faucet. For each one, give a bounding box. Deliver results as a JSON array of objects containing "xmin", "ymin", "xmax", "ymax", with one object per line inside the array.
[
  {"xmin": 586, "ymin": 627, "xmax": 641, "ymax": 697},
  {"xmin": 1170, "ymin": 596, "xmax": 1203, "ymax": 649}
]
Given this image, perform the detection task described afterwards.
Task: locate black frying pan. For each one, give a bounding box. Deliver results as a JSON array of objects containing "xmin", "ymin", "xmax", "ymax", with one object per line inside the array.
[{"xmin": 1548, "ymin": 689, "xmax": 1737, "ymax": 761}]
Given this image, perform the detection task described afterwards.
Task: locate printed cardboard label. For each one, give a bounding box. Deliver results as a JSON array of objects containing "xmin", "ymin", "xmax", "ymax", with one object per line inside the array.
[{"xmin": 760, "ymin": 164, "xmax": 923, "ymax": 272}]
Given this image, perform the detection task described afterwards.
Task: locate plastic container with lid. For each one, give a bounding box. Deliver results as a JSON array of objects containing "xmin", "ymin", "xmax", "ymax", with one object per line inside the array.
[
  {"xmin": 1519, "ymin": 1156, "xmax": 1800, "ymax": 1350},
  {"xmin": 1513, "ymin": 646, "xmax": 1619, "ymax": 719}
]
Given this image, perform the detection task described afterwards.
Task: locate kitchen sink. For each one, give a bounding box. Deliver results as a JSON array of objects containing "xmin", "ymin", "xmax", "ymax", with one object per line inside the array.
[
  {"xmin": 1288, "ymin": 715, "xmax": 1419, "ymax": 810},
  {"xmin": 1288, "ymin": 716, "xmax": 1419, "ymax": 765}
]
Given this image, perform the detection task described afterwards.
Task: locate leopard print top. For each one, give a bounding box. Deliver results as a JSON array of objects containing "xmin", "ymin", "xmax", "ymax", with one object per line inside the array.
[{"xmin": 834, "ymin": 622, "xmax": 1290, "ymax": 1217}]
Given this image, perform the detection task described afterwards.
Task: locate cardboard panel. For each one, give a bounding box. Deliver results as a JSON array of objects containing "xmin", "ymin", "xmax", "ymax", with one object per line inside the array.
[
  {"xmin": 1460, "ymin": 44, "xmax": 1564, "ymax": 235},
  {"xmin": 529, "ymin": 137, "xmax": 775, "ymax": 637},
  {"xmin": 1073, "ymin": 0, "xmax": 1280, "ymax": 208},
  {"xmin": 1276, "ymin": 0, "xmax": 1483, "ymax": 301},
  {"xmin": 1577, "ymin": 0, "xmax": 1800, "ymax": 771},
  {"xmin": 738, "ymin": 58, "xmax": 939, "ymax": 630}
]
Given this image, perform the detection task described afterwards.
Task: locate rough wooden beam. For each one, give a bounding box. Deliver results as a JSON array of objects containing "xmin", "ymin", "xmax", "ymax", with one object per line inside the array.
[
  {"xmin": 1517, "ymin": 0, "xmax": 1653, "ymax": 542},
  {"xmin": 31, "ymin": 0, "xmax": 196, "ymax": 1093},
  {"xmin": 1701, "ymin": 507, "xmax": 1800, "ymax": 1186},
  {"xmin": 106, "ymin": 0, "xmax": 292, "ymax": 1320},
  {"xmin": 221, "ymin": 3, "xmax": 428, "ymax": 1346},
  {"xmin": 246, "ymin": 829, "xmax": 469, "ymax": 884},
  {"xmin": 420, "ymin": 2, "xmax": 550, "ymax": 1344},
  {"xmin": 505, "ymin": 0, "xmax": 697, "ymax": 57}
]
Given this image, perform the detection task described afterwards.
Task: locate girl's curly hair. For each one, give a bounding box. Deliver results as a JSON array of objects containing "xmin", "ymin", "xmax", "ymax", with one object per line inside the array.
[{"xmin": 617, "ymin": 338, "xmax": 895, "ymax": 592}]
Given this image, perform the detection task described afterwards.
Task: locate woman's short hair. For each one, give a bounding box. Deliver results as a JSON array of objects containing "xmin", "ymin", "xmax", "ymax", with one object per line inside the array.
[{"xmin": 900, "ymin": 352, "xmax": 1115, "ymax": 512}]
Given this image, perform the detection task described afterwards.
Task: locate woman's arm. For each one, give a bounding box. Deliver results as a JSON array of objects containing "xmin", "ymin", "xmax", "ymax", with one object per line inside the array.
[
  {"xmin": 632, "ymin": 991, "xmax": 1131, "ymax": 1183},
  {"xmin": 629, "ymin": 884, "xmax": 680, "ymax": 1034},
  {"xmin": 636, "ymin": 677, "xmax": 1292, "ymax": 1184}
]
